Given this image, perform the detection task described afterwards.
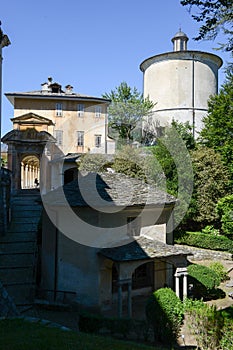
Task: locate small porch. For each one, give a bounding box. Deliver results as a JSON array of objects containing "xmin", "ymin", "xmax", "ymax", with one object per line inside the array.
[{"xmin": 99, "ymin": 236, "xmax": 192, "ymax": 318}]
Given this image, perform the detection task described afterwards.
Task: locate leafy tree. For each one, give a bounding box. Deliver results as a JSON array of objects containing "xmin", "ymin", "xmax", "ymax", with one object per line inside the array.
[
  {"xmin": 149, "ymin": 121, "xmax": 194, "ymax": 228},
  {"xmin": 180, "ymin": 0, "xmax": 233, "ymax": 52},
  {"xmin": 112, "ymin": 145, "xmax": 165, "ymax": 185},
  {"xmin": 102, "ymin": 82, "xmax": 155, "ymax": 145},
  {"xmin": 199, "ymin": 73, "xmax": 233, "ymax": 179},
  {"xmin": 188, "ymin": 146, "xmax": 230, "ymax": 229},
  {"xmin": 216, "ymin": 194, "xmax": 233, "ymax": 237}
]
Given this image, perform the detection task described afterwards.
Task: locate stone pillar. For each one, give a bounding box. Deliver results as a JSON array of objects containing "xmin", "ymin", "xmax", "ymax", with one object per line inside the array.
[
  {"xmin": 183, "ymin": 272, "xmax": 188, "ymax": 299},
  {"xmin": 25, "ymin": 165, "xmax": 28, "ymax": 188},
  {"xmin": 117, "ymin": 282, "xmax": 122, "ymax": 318},
  {"xmin": 21, "ymin": 162, "xmax": 24, "ymax": 189},
  {"xmin": 127, "ymin": 280, "xmax": 132, "ymax": 318},
  {"xmin": 175, "ymin": 273, "xmax": 180, "ymax": 298}
]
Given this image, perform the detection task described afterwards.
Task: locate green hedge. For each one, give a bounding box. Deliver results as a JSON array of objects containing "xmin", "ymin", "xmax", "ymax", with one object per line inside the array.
[
  {"xmin": 145, "ymin": 288, "xmax": 183, "ymax": 345},
  {"xmin": 174, "ymin": 231, "xmax": 233, "ymax": 254},
  {"xmin": 188, "ymin": 264, "xmax": 221, "ymax": 290}
]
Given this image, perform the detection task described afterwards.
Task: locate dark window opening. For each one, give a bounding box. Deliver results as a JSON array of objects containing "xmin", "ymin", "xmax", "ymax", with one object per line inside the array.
[{"xmin": 132, "ymin": 262, "xmax": 154, "ymax": 290}]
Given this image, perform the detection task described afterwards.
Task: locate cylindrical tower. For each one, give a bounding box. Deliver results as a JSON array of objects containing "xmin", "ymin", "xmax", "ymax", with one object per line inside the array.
[{"xmin": 140, "ymin": 30, "xmax": 223, "ymax": 137}]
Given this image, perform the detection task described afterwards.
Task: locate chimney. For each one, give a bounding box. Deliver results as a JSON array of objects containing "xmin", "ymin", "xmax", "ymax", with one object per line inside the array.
[
  {"xmin": 65, "ymin": 84, "xmax": 73, "ymax": 94},
  {"xmin": 41, "ymin": 82, "xmax": 50, "ymax": 94}
]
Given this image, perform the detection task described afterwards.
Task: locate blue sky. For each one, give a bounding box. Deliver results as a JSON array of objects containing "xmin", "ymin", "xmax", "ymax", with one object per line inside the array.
[{"xmin": 1, "ymin": 0, "xmax": 231, "ymax": 136}]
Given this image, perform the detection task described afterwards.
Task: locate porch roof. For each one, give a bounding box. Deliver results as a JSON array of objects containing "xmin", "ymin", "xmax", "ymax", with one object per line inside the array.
[{"xmin": 99, "ymin": 236, "xmax": 192, "ymax": 262}]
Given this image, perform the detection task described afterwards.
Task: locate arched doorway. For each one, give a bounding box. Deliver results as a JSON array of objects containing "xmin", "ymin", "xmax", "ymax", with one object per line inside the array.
[{"xmin": 21, "ymin": 155, "xmax": 40, "ymax": 189}]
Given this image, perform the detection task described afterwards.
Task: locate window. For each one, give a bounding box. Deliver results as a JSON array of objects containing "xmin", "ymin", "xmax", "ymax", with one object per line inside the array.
[
  {"xmin": 77, "ymin": 131, "xmax": 84, "ymax": 147},
  {"xmin": 77, "ymin": 104, "xmax": 85, "ymax": 117},
  {"xmin": 127, "ymin": 216, "xmax": 141, "ymax": 236},
  {"xmin": 95, "ymin": 134, "xmax": 102, "ymax": 148},
  {"xmin": 54, "ymin": 130, "xmax": 63, "ymax": 146},
  {"xmin": 95, "ymin": 105, "xmax": 102, "ymax": 118},
  {"xmin": 56, "ymin": 103, "xmax": 63, "ymax": 116}
]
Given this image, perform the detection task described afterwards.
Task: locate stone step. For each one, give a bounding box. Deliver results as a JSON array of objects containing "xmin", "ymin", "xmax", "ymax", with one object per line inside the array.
[
  {"xmin": 0, "ymin": 232, "xmax": 37, "ymax": 242},
  {"xmin": 0, "ymin": 266, "xmax": 34, "ymax": 283},
  {"xmin": 0, "ymin": 253, "xmax": 35, "ymax": 266},
  {"xmin": 12, "ymin": 210, "xmax": 42, "ymax": 219},
  {"xmin": 0, "ymin": 241, "xmax": 35, "ymax": 253},
  {"xmin": 12, "ymin": 204, "xmax": 41, "ymax": 211},
  {"xmin": 10, "ymin": 217, "xmax": 41, "ymax": 224},
  {"xmin": 7, "ymin": 223, "xmax": 39, "ymax": 233}
]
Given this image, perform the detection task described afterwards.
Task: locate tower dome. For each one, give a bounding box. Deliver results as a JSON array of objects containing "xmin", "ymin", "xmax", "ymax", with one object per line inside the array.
[{"xmin": 171, "ymin": 30, "xmax": 189, "ymax": 51}]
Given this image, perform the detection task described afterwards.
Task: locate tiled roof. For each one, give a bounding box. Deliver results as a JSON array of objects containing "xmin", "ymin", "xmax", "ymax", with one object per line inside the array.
[
  {"xmin": 100, "ymin": 236, "xmax": 192, "ymax": 261},
  {"xmin": 43, "ymin": 171, "xmax": 177, "ymax": 208}
]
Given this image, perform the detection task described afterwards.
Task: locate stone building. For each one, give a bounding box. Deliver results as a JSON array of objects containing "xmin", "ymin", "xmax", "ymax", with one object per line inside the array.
[
  {"xmin": 140, "ymin": 30, "xmax": 223, "ymax": 137},
  {"xmin": 3, "ymin": 78, "xmax": 115, "ymax": 193},
  {"xmin": 40, "ymin": 171, "xmax": 191, "ymax": 317}
]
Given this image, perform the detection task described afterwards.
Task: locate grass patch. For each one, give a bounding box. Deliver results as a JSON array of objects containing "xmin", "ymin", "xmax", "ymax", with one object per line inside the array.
[{"xmin": 0, "ymin": 318, "xmax": 165, "ymax": 350}]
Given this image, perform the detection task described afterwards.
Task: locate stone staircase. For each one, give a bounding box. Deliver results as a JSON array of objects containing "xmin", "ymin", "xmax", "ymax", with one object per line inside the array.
[{"xmin": 0, "ymin": 189, "xmax": 42, "ymax": 313}]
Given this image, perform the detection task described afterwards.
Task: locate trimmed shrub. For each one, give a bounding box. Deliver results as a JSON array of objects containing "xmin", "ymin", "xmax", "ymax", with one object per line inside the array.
[
  {"xmin": 146, "ymin": 288, "xmax": 183, "ymax": 345},
  {"xmin": 188, "ymin": 264, "xmax": 221, "ymax": 290},
  {"xmin": 175, "ymin": 230, "xmax": 233, "ymax": 253}
]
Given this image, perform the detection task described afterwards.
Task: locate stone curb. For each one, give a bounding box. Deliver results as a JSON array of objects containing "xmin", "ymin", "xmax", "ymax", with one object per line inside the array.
[{"xmin": 0, "ymin": 316, "xmax": 72, "ymax": 332}]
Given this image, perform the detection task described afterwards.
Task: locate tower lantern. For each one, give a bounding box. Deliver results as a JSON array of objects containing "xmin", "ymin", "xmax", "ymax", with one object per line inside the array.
[{"xmin": 171, "ymin": 29, "xmax": 189, "ymax": 51}]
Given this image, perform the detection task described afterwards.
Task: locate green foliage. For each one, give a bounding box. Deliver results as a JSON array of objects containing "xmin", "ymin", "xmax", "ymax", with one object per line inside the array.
[
  {"xmin": 188, "ymin": 146, "xmax": 230, "ymax": 228},
  {"xmin": 188, "ymin": 264, "xmax": 221, "ymax": 290},
  {"xmin": 200, "ymin": 73, "xmax": 233, "ymax": 179},
  {"xmin": 103, "ymin": 82, "xmax": 155, "ymax": 143},
  {"xmin": 180, "ymin": 0, "xmax": 233, "ymax": 52},
  {"xmin": 146, "ymin": 288, "xmax": 184, "ymax": 345},
  {"xmin": 149, "ymin": 121, "xmax": 194, "ymax": 228},
  {"xmin": 201, "ymin": 225, "xmax": 220, "ymax": 235},
  {"xmin": 209, "ymin": 262, "xmax": 229, "ymax": 282},
  {"xmin": 112, "ymin": 145, "xmax": 164, "ymax": 185},
  {"xmin": 175, "ymin": 230, "xmax": 233, "ymax": 253},
  {"xmin": 216, "ymin": 194, "xmax": 233, "ymax": 237},
  {"xmin": 184, "ymin": 298, "xmax": 224, "ymax": 350},
  {"xmin": 219, "ymin": 319, "xmax": 233, "ymax": 350},
  {"xmin": 78, "ymin": 153, "xmax": 112, "ymax": 172}
]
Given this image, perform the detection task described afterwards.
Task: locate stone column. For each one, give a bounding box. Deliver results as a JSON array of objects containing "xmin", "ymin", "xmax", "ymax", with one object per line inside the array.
[
  {"xmin": 25, "ymin": 165, "xmax": 28, "ymax": 188},
  {"xmin": 117, "ymin": 281, "xmax": 123, "ymax": 318},
  {"xmin": 127, "ymin": 280, "xmax": 132, "ymax": 318},
  {"xmin": 175, "ymin": 273, "xmax": 180, "ymax": 298},
  {"xmin": 183, "ymin": 272, "xmax": 188, "ymax": 299},
  {"xmin": 21, "ymin": 162, "xmax": 24, "ymax": 189}
]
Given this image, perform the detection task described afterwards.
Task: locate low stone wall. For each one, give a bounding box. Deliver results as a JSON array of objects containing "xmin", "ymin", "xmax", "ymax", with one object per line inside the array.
[{"xmin": 175, "ymin": 244, "xmax": 233, "ymax": 261}]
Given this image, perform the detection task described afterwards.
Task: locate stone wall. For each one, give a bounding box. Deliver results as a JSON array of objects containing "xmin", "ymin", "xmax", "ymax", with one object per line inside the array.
[
  {"xmin": 175, "ymin": 244, "xmax": 233, "ymax": 261},
  {"xmin": 0, "ymin": 167, "xmax": 11, "ymax": 233}
]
